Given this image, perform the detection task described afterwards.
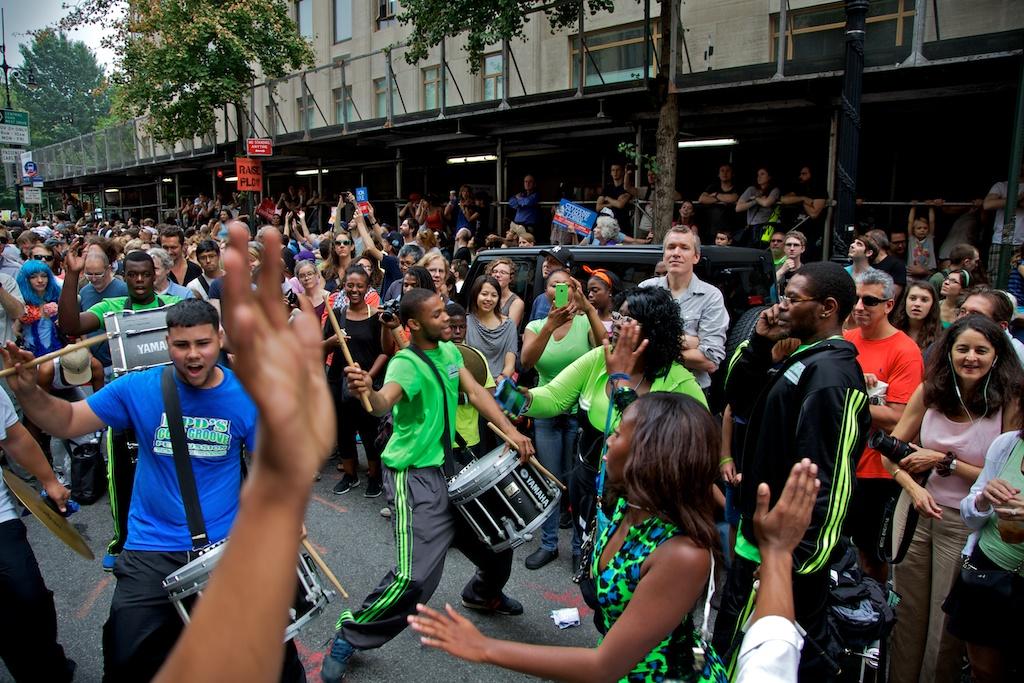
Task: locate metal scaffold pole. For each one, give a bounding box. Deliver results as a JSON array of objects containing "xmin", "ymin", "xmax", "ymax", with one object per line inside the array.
[{"xmin": 832, "ymin": 0, "xmax": 869, "ymax": 260}]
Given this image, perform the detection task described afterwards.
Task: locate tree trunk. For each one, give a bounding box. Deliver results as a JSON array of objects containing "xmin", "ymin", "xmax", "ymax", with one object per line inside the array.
[{"xmin": 652, "ymin": 0, "xmax": 679, "ymax": 245}]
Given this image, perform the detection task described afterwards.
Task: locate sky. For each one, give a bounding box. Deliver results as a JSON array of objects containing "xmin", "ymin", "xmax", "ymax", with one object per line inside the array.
[{"xmin": 1, "ymin": 0, "xmax": 116, "ymax": 72}]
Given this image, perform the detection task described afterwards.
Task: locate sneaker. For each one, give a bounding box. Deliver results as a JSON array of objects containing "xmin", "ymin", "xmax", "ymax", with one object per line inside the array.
[
  {"xmin": 364, "ymin": 478, "xmax": 383, "ymax": 498},
  {"xmin": 379, "ymin": 506, "xmax": 392, "ymax": 518},
  {"xmin": 320, "ymin": 633, "xmax": 356, "ymax": 683},
  {"xmin": 332, "ymin": 474, "xmax": 360, "ymax": 495},
  {"xmin": 461, "ymin": 592, "xmax": 524, "ymax": 616},
  {"xmin": 102, "ymin": 553, "xmax": 117, "ymax": 572}
]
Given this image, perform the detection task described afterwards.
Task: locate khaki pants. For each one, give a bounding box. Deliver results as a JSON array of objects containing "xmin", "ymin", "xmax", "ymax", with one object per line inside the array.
[{"xmin": 889, "ymin": 504, "xmax": 969, "ymax": 683}]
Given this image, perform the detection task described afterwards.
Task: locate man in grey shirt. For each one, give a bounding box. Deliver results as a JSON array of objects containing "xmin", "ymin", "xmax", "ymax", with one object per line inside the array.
[{"xmin": 639, "ymin": 226, "xmax": 728, "ymax": 390}]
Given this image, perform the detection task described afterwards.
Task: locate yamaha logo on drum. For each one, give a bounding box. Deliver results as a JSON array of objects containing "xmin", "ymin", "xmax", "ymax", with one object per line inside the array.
[
  {"xmin": 136, "ymin": 340, "xmax": 167, "ymax": 355},
  {"xmin": 518, "ymin": 467, "xmax": 551, "ymax": 509}
]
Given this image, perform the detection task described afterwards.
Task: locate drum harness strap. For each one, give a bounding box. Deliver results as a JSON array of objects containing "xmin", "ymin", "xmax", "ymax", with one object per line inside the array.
[
  {"xmin": 407, "ymin": 345, "xmax": 465, "ymax": 478},
  {"xmin": 161, "ymin": 365, "xmax": 210, "ymax": 551}
]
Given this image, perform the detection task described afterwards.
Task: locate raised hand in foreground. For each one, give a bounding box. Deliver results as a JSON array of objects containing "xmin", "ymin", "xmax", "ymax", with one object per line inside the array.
[{"xmin": 154, "ymin": 221, "xmax": 335, "ymax": 683}]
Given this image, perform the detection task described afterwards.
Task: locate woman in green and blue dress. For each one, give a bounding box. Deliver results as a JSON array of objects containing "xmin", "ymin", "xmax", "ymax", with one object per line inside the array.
[{"xmin": 409, "ymin": 391, "xmax": 728, "ymax": 683}]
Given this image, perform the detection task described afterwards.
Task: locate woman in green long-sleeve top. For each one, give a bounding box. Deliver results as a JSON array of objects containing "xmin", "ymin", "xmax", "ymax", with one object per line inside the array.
[{"xmin": 521, "ymin": 286, "xmax": 708, "ymax": 571}]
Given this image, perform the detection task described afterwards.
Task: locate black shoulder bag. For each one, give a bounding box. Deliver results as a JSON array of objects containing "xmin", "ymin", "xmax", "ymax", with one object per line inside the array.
[
  {"xmin": 161, "ymin": 366, "xmax": 210, "ymax": 550},
  {"xmin": 407, "ymin": 345, "xmax": 463, "ymax": 478}
]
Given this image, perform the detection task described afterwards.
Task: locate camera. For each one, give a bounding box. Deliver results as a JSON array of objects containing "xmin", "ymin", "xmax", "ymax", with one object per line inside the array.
[
  {"xmin": 379, "ymin": 298, "xmax": 401, "ymax": 323},
  {"xmin": 868, "ymin": 431, "xmax": 913, "ymax": 465}
]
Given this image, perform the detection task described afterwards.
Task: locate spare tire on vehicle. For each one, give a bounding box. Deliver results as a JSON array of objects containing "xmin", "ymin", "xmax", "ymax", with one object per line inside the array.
[{"xmin": 724, "ymin": 304, "xmax": 769, "ymax": 365}]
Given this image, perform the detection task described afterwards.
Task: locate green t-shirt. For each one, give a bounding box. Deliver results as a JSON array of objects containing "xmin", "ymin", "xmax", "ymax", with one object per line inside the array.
[
  {"xmin": 86, "ymin": 294, "xmax": 181, "ymax": 322},
  {"xmin": 525, "ymin": 314, "xmax": 595, "ymax": 387},
  {"xmin": 382, "ymin": 342, "xmax": 463, "ymax": 470},
  {"xmin": 455, "ymin": 344, "xmax": 494, "ymax": 449},
  {"xmin": 526, "ymin": 346, "xmax": 707, "ymax": 433},
  {"xmin": 979, "ymin": 440, "xmax": 1024, "ymax": 572}
]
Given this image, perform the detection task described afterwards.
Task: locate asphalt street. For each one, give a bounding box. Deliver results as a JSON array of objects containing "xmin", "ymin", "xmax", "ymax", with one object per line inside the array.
[{"xmin": 1, "ymin": 459, "xmax": 600, "ymax": 683}]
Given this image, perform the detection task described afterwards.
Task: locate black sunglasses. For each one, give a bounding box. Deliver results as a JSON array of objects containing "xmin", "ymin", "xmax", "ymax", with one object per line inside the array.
[
  {"xmin": 857, "ymin": 295, "xmax": 890, "ymax": 307},
  {"xmin": 32, "ymin": 254, "xmax": 54, "ymax": 262}
]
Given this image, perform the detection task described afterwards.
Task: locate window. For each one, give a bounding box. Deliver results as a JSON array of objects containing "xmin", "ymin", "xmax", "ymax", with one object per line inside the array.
[
  {"xmin": 482, "ymin": 53, "xmax": 503, "ymax": 101},
  {"xmin": 373, "ymin": 77, "xmax": 387, "ymax": 118},
  {"xmin": 296, "ymin": 96, "xmax": 314, "ymax": 130},
  {"xmin": 296, "ymin": 0, "xmax": 313, "ymax": 40},
  {"xmin": 422, "ymin": 66, "xmax": 440, "ymax": 110},
  {"xmin": 334, "ymin": 0, "xmax": 352, "ymax": 43},
  {"xmin": 333, "ymin": 86, "xmax": 357, "ymax": 123},
  {"xmin": 570, "ymin": 21, "xmax": 660, "ymax": 87},
  {"xmin": 376, "ymin": 0, "xmax": 398, "ymax": 31},
  {"xmin": 770, "ymin": 0, "xmax": 914, "ymax": 63}
]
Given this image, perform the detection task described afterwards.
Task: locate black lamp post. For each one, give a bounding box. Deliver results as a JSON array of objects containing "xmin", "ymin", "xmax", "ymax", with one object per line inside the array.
[
  {"xmin": 1, "ymin": 8, "xmax": 40, "ymax": 109},
  {"xmin": 832, "ymin": 0, "xmax": 870, "ymax": 260}
]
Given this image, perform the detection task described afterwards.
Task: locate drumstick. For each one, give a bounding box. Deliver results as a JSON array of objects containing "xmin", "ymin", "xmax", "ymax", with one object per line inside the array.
[
  {"xmin": 324, "ymin": 304, "xmax": 374, "ymax": 413},
  {"xmin": 0, "ymin": 334, "xmax": 109, "ymax": 378},
  {"xmin": 301, "ymin": 538, "xmax": 349, "ymax": 599},
  {"xmin": 487, "ymin": 422, "xmax": 567, "ymax": 491}
]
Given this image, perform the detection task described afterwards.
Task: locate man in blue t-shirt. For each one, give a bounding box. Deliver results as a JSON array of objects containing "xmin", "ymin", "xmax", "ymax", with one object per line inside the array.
[{"xmin": 3, "ymin": 299, "xmax": 305, "ymax": 682}]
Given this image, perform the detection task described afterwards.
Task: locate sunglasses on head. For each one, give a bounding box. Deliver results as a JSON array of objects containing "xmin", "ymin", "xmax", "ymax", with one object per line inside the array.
[{"xmin": 857, "ymin": 295, "xmax": 890, "ymax": 307}]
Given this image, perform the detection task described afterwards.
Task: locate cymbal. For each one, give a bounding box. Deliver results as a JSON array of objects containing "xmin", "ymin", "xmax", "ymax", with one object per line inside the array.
[
  {"xmin": 455, "ymin": 343, "xmax": 489, "ymax": 386},
  {"xmin": 3, "ymin": 469, "xmax": 95, "ymax": 560}
]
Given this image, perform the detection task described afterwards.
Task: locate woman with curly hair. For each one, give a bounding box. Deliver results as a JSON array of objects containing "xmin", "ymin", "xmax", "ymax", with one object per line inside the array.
[
  {"xmin": 519, "ymin": 286, "xmax": 708, "ymax": 571},
  {"xmin": 410, "ymin": 392, "xmax": 727, "ymax": 683},
  {"xmin": 891, "ymin": 280, "xmax": 943, "ymax": 353}
]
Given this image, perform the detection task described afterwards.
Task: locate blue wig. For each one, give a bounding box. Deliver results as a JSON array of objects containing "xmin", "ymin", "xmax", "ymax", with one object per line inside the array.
[{"xmin": 17, "ymin": 260, "xmax": 61, "ymax": 305}]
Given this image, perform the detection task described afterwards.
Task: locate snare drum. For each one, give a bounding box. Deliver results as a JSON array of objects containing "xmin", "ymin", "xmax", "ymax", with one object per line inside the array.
[
  {"xmin": 162, "ymin": 540, "xmax": 331, "ymax": 642},
  {"xmin": 447, "ymin": 445, "xmax": 561, "ymax": 552},
  {"xmin": 103, "ymin": 306, "xmax": 173, "ymax": 377}
]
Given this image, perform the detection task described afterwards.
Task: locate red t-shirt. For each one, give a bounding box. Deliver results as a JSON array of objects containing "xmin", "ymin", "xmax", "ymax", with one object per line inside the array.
[{"xmin": 844, "ymin": 327, "xmax": 924, "ymax": 478}]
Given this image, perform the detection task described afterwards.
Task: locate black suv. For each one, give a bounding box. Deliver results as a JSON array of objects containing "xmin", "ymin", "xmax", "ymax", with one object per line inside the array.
[{"xmin": 462, "ymin": 244, "xmax": 778, "ymax": 363}]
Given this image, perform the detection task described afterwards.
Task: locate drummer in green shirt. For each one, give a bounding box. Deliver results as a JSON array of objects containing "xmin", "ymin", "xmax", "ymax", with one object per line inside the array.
[
  {"xmin": 520, "ymin": 286, "xmax": 708, "ymax": 571},
  {"xmin": 321, "ymin": 288, "xmax": 534, "ymax": 683},
  {"xmin": 58, "ymin": 245, "xmax": 181, "ymax": 337}
]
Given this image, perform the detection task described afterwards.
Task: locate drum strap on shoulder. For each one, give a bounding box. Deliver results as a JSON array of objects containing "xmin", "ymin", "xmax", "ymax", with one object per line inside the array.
[
  {"xmin": 161, "ymin": 365, "xmax": 209, "ymax": 550},
  {"xmin": 123, "ymin": 295, "xmax": 166, "ymax": 311},
  {"xmin": 407, "ymin": 345, "xmax": 463, "ymax": 478}
]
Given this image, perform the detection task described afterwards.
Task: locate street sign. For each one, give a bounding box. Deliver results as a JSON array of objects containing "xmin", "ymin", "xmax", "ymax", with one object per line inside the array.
[
  {"xmin": 0, "ymin": 109, "xmax": 30, "ymax": 146},
  {"xmin": 246, "ymin": 138, "xmax": 273, "ymax": 156},
  {"xmin": 22, "ymin": 187, "xmax": 41, "ymax": 204},
  {"xmin": 235, "ymin": 157, "xmax": 263, "ymax": 192},
  {"xmin": 1, "ymin": 149, "xmax": 16, "ymax": 164}
]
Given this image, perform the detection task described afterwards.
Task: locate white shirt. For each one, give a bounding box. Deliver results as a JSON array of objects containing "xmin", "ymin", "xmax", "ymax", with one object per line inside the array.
[
  {"xmin": 988, "ymin": 181, "xmax": 1024, "ymax": 245},
  {"xmin": 735, "ymin": 615, "xmax": 803, "ymax": 683}
]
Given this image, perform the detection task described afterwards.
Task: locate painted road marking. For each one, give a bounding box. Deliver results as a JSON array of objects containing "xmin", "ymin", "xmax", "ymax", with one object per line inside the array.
[{"xmin": 75, "ymin": 575, "xmax": 113, "ymax": 620}]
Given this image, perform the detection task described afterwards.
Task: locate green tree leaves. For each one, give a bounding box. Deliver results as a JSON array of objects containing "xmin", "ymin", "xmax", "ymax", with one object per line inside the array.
[
  {"xmin": 399, "ymin": 0, "xmax": 615, "ymax": 72},
  {"xmin": 10, "ymin": 30, "xmax": 111, "ymax": 149},
  {"xmin": 62, "ymin": 1, "xmax": 314, "ymax": 144}
]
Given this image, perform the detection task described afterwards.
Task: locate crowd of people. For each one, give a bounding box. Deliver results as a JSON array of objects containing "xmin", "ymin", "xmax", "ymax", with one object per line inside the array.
[{"xmin": 0, "ymin": 159, "xmax": 1022, "ymax": 683}]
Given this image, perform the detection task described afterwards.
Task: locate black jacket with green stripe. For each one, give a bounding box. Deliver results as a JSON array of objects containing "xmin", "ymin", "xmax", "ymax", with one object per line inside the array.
[{"xmin": 726, "ymin": 332, "xmax": 870, "ymax": 575}]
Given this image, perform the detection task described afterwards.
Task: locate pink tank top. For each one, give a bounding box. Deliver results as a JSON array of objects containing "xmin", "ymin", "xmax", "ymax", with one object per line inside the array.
[{"xmin": 921, "ymin": 407, "xmax": 1002, "ymax": 509}]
